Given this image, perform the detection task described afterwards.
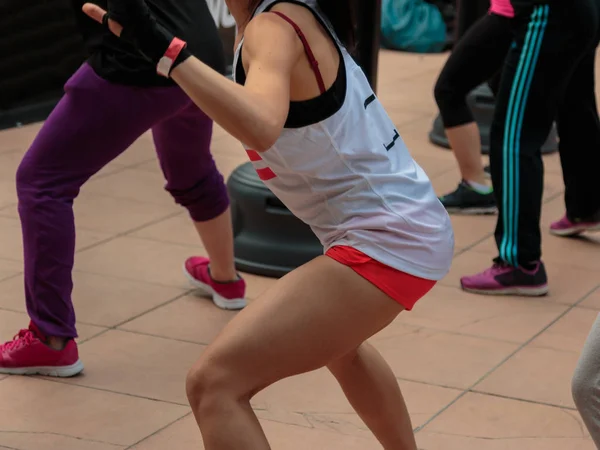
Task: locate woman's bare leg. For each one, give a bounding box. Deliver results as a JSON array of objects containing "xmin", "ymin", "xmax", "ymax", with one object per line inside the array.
[
  {"xmin": 328, "ymin": 342, "xmax": 417, "ymax": 449},
  {"xmin": 193, "ymin": 208, "xmax": 237, "ymax": 281},
  {"xmin": 446, "ymin": 122, "xmax": 488, "ymax": 185},
  {"xmin": 185, "ymin": 256, "xmax": 415, "ymax": 450}
]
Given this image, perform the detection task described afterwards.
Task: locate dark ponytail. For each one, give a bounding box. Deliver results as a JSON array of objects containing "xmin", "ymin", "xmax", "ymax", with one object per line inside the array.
[{"xmin": 316, "ymin": 1, "xmax": 357, "ymax": 51}]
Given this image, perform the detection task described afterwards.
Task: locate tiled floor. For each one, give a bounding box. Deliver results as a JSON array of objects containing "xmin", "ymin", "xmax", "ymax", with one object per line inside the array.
[{"xmin": 0, "ymin": 50, "xmax": 599, "ymax": 449}]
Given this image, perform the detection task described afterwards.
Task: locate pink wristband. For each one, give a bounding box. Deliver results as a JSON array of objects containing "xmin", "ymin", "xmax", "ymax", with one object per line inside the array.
[{"xmin": 156, "ymin": 37, "xmax": 187, "ymax": 78}]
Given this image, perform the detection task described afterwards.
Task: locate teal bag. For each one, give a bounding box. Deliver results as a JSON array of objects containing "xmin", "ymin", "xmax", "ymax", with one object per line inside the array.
[{"xmin": 381, "ymin": 0, "xmax": 448, "ymax": 53}]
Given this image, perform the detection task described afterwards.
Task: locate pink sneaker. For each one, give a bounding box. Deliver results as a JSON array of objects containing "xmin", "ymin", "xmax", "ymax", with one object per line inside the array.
[
  {"xmin": 183, "ymin": 257, "xmax": 247, "ymax": 310},
  {"xmin": 460, "ymin": 260, "xmax": 549, "ymax": 297},
  {"xmin": 550, "ymin": 214, "xmax": 600, "ymax": 237},
  {"xmin": 0, "ymin": 322, "xmax": 83, "ymax": 377}
]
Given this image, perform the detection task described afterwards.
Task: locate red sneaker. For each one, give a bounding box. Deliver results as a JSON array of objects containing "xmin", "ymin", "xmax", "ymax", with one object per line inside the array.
[
  {"xmin": 0, "ymin": 322, "xmax": 84, "ymax": 377},
  {"xmin": 183, "ymin": 257, "xmax": 247, "ymax": 310}
]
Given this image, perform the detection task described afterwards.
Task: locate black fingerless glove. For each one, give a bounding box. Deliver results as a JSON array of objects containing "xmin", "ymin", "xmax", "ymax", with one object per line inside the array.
[{"xmin": 102, "ymin": 0, "xmax": 192, "ymax": 77}]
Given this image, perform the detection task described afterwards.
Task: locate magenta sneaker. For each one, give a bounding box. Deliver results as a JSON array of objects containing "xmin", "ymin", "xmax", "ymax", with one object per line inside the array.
[
  {"xmin": 0, "ymin": 322, "xmax": 83, "ymax": 377},
  {"xmin": 550, "ymin": 214, "xmax": 600, "ymax": 237},
  {"xmin": 184, "ymin": 257, "xmax": 247, "ymax": 310},
  {"xmin": 461, "ymin": 259, "xmax": 549, "ymax": 296}
]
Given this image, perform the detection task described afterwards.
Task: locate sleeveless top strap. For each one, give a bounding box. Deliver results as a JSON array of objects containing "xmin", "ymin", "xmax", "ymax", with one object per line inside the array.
[{"xmin": 269, "ymin": 11, "xmax": 327, "ymax": 94}]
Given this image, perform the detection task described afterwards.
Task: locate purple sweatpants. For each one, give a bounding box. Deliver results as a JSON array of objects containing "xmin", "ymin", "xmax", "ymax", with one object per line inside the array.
[{"xmin": 16, "ymin": 63, "xmax": 229, "ymax": 338}]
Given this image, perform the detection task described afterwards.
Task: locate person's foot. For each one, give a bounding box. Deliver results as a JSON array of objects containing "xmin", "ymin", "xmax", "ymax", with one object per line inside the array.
[
  {"xmin": 439, "ymin": 180, "xmax": 496, "ymax": 215},
  {"xmin": 550, "ymin": 214, "xmax": 600, "ymax": 237},
  {"xmin": 460, "ymin": 259, "xmax": 548, "ymax": 296},
  {"xmin": 0, "ymin": 322, "xmax": 83, "ymax": 377},
  {"xmin": 184, "ymin": 257, "xmax": 247, "ymax": 310}
]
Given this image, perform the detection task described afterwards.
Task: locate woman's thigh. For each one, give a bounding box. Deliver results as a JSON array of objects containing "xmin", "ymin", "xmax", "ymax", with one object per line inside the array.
[{"xmin": 192, "ymin": 256, "xmax": 404, "ymax": 394}]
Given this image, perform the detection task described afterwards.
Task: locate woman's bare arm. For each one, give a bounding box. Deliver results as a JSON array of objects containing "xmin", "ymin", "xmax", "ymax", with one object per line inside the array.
[{"xmin": 170, "ymin": 14, "xmax": 300, "ymax": 150}]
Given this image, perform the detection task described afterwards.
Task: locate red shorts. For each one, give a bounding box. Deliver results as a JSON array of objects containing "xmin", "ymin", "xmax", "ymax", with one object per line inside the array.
[{"xmin": 325, "ymin": 245, "xmax": 436, "ymax": 311}]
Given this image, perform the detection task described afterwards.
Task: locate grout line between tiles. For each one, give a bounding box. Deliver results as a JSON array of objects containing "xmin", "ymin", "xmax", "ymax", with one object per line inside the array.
[
  {"xmin": 73, "ymin": 289, "xmax": 197, "ymax": 347},
  {"xmin": 414, "ymin": 283, "xmax": 599, "ymax": 433},
  {"xmin": 74, "ymin": 210, "xmax": 184, "ymax": 255},
  {"xmin": 41, "ymin": 376, "xmax": 190, "ymax": 407},
  {"xmin": 469, "ymin": 389, "xmax": 578, "ymax": 411},
  {"xmin": 112, "ymin": 327, "xmax": 215, "ymax": 347},
  {"xmin": 124, "ymin": 411, "xmax": 193, "ymax": 449},
  {"xmin": 395, "ymin": 375, "xmax": 466, "ymax": 393}
]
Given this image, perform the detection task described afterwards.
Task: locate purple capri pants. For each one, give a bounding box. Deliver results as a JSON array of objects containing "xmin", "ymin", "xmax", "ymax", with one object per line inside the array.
[{"xmin": 16, "ymin": 63, "xmax": 229, "ymax": 338}]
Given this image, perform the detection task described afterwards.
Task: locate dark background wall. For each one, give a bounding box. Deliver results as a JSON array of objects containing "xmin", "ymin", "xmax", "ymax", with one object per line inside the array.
[{"xmin": 0, "ymin": 0, "xmax": 237, "ymax": 131}]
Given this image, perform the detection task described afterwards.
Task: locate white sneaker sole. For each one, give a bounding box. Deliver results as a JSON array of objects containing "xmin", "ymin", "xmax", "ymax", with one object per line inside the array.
[
  {"xmin": 550, "ymin": 223, "xmax": 600, "ymax": 237},
  {"xmin": 463, "ymin": 285, "xmax": 549, "ymax": 297},
  {"xmin": 0, "ymin": 359, "xmax": 84, "ymax": 377},
  {"xmin": 183, "ymin": 264, "xmax": 247, "ymax": 310}
]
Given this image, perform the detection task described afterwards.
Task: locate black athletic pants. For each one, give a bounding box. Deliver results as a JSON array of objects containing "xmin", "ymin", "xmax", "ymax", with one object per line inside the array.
[
  {"xmin": 490, "ymin": 0, "xmax": 600, "ymax": 266},
  {"xmin": 434, "ymin": 12, "xmax": 513, "ymax": 128}
]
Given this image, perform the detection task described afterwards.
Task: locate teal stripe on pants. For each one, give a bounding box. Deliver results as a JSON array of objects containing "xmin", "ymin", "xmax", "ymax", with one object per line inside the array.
[{"xmin": 500, "ymin": 6, "xmax": 549, "ymax": 265}]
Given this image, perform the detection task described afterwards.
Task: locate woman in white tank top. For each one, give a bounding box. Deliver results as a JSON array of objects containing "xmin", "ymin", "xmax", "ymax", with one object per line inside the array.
[{"xmin": 84, "ymin": 0, "xmax": 454, "ymax": 448}]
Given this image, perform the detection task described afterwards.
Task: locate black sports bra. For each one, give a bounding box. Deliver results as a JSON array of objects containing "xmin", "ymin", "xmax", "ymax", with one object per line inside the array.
[{"xmin": 234, "ymin": 5, "xmax": 347, "ymax": 128}]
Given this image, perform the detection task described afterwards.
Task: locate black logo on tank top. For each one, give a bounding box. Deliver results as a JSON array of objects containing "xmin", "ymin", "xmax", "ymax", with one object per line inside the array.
[{"xmin": 364, "ymin": 94, "xmax": 400, "ymax": 152}]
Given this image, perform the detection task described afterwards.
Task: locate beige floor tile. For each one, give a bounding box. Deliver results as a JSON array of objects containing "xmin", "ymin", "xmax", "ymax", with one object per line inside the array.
[
  {"xmin": 0, "ymin": 271, "xmax": 185, "ymax": 328},
  {"xmin": 0, "ymin": 309, "xmax": 106, "ymax": 343},
  {"xmin": 533, "ymin": 307, "xmax": 598, "ymax": 353},
  {"xmin": 475, "ymin": 345, "xmax": 580, "ymax": 408},
  {"xmin": 118, "ymin": 294, "xmax": 237, "ymax": 344},
  {"xmin": 0, "ymin": 123, "xmax": 41, "ymax": 153},
  {"xmin": 251, "ymin": 367, "xmax": 460, "ymax": 432},
  {"xmin": 62, "ymin": 330, "xmax": 205, "ymax": 404},
  {"xmin": 372, "ymin": 323, "xmax": 518, "ymax": 389},
  {"xmin": 448, "ymin": 215, "xmax": 496, "ymax": 251},
  {"xmin": 543, "ymin": 151, "xmax": 566, "ymax": 176},
  {"xmin": 580, "ymin": 286, "xmax": 600, "ymax": 310},
  {"xmin": 74, "ymin": 236, "xmax": 206, "ymax": 288},
  {"xmin": 0, "ymin": 149, "xmax": 23, "ymax": 179},
  {"xmin": 0, "ymin": 258, "xmax": 21, "ymax": 281},
  {"xmin": 73, "ymin": 192, "xmax": 178, "ymax": 235},
  {"xmin": 129, "ymin": 213, "xmax": 204, "ymax": 246},
  {"xmin": 442, "ymin": 249, "xmax": 600, "ymax": 306},
  {"xmin": 0, "ymin": 181, "xmax": 16, "ymax": 209},
  {"xmin": 377, "ymin": 50, "xmax": 448, "ymax": 86},
  {"xmin": 0, "ymin": 376, "xmax": 188, "ymax": 449},
  {"xmin": 418, "ymin": 393, "xmax": 593, "ymax": 450},
  {"xmin": 82, "ymin": 167, "xmax": 181, "ymax": 208},
  {"xmin": 130, "ymin": 413, "xmax": 383, "ymax": 450},
  {"xmin": 401, "ymin": 284, "xmax": 568, "ymax": 344},
  {"xmin": 73, "ymin": 235, "xmax": 277, "ymax": 298},
  {"xmin": 0, "ymin": 216, "xmax": 114, "ymax": 262},
  {"xmin": 473, "ymin": 307, "xmax": 599, "ymax": 409},
  {"xmin": 109, "ymin": 131, "xmax": 156, "ymax": 167}
]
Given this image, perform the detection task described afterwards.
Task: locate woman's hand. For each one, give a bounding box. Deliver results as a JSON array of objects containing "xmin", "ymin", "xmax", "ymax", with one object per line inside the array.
[{"xmin": 82, "ymin": 0, "xmax": 190, "ymax": 77}]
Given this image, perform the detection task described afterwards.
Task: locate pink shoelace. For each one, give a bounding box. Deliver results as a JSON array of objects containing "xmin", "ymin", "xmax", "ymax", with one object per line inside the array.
[
  {"xmin": 2, "ymin": 328, "xmax": 36, "ymax": 351},
  {"xmin": 480, "ymin": 260, "xmax": 511, "ymax": 276}
]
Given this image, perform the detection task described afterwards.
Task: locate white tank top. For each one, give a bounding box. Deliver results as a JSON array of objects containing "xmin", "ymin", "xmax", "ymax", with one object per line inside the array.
[{"xmin": 233, "ymin": 0, "xmax": 454, "ymax": 280}]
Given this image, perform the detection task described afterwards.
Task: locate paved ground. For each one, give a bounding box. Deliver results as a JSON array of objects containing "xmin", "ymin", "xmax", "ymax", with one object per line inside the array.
[{"xmin": 0, "ymin": 50, "xmax": 598, "ymax": 449}]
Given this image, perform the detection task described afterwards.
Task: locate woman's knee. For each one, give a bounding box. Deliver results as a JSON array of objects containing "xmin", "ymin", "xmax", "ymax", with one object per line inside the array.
[
  {"xmin": 433, "ymin": 77, "xmax": 472, "ymax": 128},
  {"xmin": 16, "ymin": 155, "xmax": 81, "ymax": 207},
  {"xmin": 186, "ymin": 356, "xmax": 254, "ymax": 415},
  {"xmin": 15, "ymin": 154, "xmax": 43, "ymax": 203}
]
